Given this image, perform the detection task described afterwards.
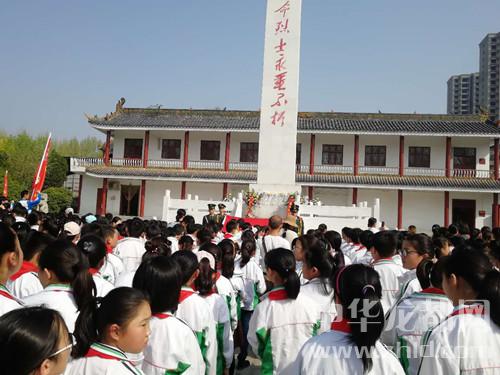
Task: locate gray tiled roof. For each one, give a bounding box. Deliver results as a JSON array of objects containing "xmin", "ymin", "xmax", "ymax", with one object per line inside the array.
[
  {"xmin": 87, "ymin": 108, "xmax": 500, "ymax": 136},
  {"xmin": 85, "ymin": 166, "xmax": 500, "ymax": 192}
]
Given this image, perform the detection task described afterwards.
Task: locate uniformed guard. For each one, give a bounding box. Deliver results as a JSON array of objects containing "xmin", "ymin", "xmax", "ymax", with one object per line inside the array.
[
  {"xmin": 216, "ymin": 203, "xmax": 227, "ymax": 225},
  {"xmin": 202, "ymin": 204, "xmax": 218, "ymax": 226}
]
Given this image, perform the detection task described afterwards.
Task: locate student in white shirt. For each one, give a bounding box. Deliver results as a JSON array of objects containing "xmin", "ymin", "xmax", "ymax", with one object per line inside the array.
[
  {"xmin": 0, "ymin": 223, "xmax": 24, "ymax": 316},
  {"xmin": 248, "ymin": 248, "xmax": 321, "ymax": 374},
  {"xmin": 351, "ymin": 230, "xmax": 373, "ymax": 265},
  {"xmin": 340, "ymin": 227, "xmax": 355, "ymax": 260},
  {"xmin": 24, "ymin": 239, "xmax": 96, "ymax": 333},
  {"xmin": 368, "ymin": 217, "xmax": 380, "ymax": 233},
  {"xmin": 382, "ymin": 258, "xmax": 453, "ymax": 375},
  {"xmin": 196, "ymin": 251, "xmax": 234, "ymax": 375},
  {"xmin": 257, "ymin": 216, "xmax": 291, "ymax": 267},
  {"xmin": 100, "ymin": 225, "xmax": 124, "ymax": 284},
  {"xmin": 292, "ymin": 264, "xmax": 405, "ymax": 375},
  {"xmin": 234, "ymin": 239, "xmax": 266, "ymax": 370},
  {"xmin": 418, "ymin": 247, "xmax": 500, "ymax": 374},
  {"xmin": 167, "ymin": 223, "xmax": 184, "ymax": 254},
  {"xmin": 133, "ymin": 256, "xmax": 205, "ymax": 375},
  {"xmin": 0, "ymin": 306, "xmax": 72, "ymax": 375},
  {"xmin": 171, "ymin": 250, "xmax": 218, "ymax": 375},
  {"xmin": 67, "ymin": 287, "xmax": 151, "ymax": 375},
  {"xmin": 324, "ymin": 230, "xmax": 352, "ymax": 266},
  {"xmin": 370, "ymin": 231, "xmax": 407, "ymax": 314},
  {"xmin": 113, "ymin": 218, "xmax": 146, "ymax": 273},
  {"xmin": 77, "ymin": 234, "xmax": 114, "ymax": 297}
]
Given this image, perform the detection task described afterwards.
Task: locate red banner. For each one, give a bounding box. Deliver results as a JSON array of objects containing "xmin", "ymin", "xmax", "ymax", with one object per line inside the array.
[
  {"xmin": 31, "ymin": 134, "xmax": 51, "ymax": 201},
  {"xmin": 222, "ymin": 215, "xmax": 269, "ymax": 232},
  {"xmin": 2, "ymin": 170, "xmax": 7, "ymax": 197}
]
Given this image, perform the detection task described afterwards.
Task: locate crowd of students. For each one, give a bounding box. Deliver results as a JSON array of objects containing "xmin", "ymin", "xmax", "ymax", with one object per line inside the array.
[{"xmin": 0, "ymin": 203, "xmax": 499, "ymax": 374}]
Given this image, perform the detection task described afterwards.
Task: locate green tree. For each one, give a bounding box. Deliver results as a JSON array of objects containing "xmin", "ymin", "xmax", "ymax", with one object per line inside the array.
[
  {"xmin": 44, "ymin": 150, "xmax": 68, "ymax": 189},
  {"xmin": 44, "ymin": 187, "xmax": 72, "ymax": 213}
]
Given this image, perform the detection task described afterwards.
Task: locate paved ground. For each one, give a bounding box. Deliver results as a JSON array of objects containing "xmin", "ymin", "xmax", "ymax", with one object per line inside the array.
[{"xmin": 234, "ymin": 351, "xmax": 261, "ymax": 375}]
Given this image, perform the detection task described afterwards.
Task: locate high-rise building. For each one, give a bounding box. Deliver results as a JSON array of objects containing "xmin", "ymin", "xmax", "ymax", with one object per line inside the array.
[
  {"xmin": 479, "ymin": 32, "xmax": 500, "ymax": 120},
  {"xmin": 447, "ymin": 73, "xmax": 480, "ymax": 115}
]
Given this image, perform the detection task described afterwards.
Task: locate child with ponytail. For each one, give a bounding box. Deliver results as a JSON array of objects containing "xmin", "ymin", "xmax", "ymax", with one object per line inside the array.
[
  {"xmin": 67, "ymin": 287, "xmax": 151, "ymax": 375},
  {"xmin": 382, "ymin": 259, "xmax": 452, "ymax": 375},
  {"xmin": 0, "ymin": 222, "xmax": 24, "ymax": 316},
  {"xmin": 133, "ymin": 256, "xmax": 205, "ymax": 375},
  {"xmin": 24, "ymin": 239, "xmax": 96, "ymax": 332},
  {"xmin": 293, "ymin": 264, "xmax": 404, "ymax": 374},
  {"xmin": 196, "ymin": 251, "xmax": 234, "ymax": 375},
  {"xmin": 248, "ymin": 248, "xmax": 321, "ymax": 374},
  {"xmin": 419, "ymin": 247, "xmax": 500, "ymax": 374}
]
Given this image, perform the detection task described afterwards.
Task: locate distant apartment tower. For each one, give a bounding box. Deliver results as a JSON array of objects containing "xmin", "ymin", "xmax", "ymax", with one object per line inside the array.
[
  {"xmin": 447, "ymin": 73, "xmax": 480, "ymax": 115},
  {"xmin": 479, "ymin": 32, "xmax": 500, "ymax": 120}
]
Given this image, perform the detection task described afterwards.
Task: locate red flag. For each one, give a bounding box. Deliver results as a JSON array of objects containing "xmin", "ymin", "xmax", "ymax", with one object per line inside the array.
[
  {"xmin": 2, "ymin": 170, "xmax": 7, "ymax": 197},
  {"xmin": 31, "ymin": 134, "xmax": 52, "ymax": 201}
]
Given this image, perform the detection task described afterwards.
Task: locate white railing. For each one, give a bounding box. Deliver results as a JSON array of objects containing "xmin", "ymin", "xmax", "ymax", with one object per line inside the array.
[
  {"xmin": 70, "ymin": 158, "xmax": 104, "ymax": 172},
  {"xmin": 313, "ymin": 165, "xmax": 354, "ymax": 174},
  {"xmin": 148, "ymin": 159, "xmax": 183, "ymax": 169},
  {"xmin": 187, "ymin": 160, "xmax": 224, "ymax": 170},
  {"xmin": 228, "ymin": 162, "xmax": 258, "ymax": 171},
  {"xmin": 405, "ymin": 168, "xmax": 446, "ymax": 177},
  {"xmin": 111, "ymin": 158, "xmax": 142, "ymax": 167},
  {"xmin": 359, "ymin": 166, "xmax": 399, "ymax": 175},
  {"xmin": 451, "ymin": 169, "xmax": 491, "ymax": 178}
]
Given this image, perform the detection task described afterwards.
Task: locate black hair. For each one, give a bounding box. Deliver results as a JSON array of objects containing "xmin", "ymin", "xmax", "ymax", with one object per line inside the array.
[
  {"xmin": 368, "ymin": 217, "xmax": 377, "ymax": 227},
  {"xmin": 442, "ymin": 247, "xmax": 500, "ymax": 327},
  {"xmin": 143, "ymin": 237, "xmax": 172, "ymax": 260},
  {"xmin": 23, "ymin": 231, "xmax": 55, "ymax": 261},
  {"xmin": 416, "ymin": 258, "xmax": 445, "ymax": 289},
  {"xmin": 179, "ymin": 235, "xmax": 194, "ymax": 251},
  {"xmin": 41, "ymin": 218, "xmax": 60, "ymax": 238},
  {"xmin": 80, "ymin": 222, "xmax": 103, "ymax": 238},
  {"xmin": 490, "ymin": 240, "xmax": 500, "ymax": 264},
  {"xmin": 187, "ymin": 223, "xmax": 202, "ymax": 235},
  {"xmin": 350, "ymin": 228, "xmax": 362, "ymax": 244},
  {"xmin": 20, "ymin": 190, "xmax": 29, "ymax": 198},
  {"xmin": 100, "ymin": 224, "xmax": 117, "ymax": 241},
  {"xmin": 226, "ymin": 220, "xmax": 238, "ymax": 233},
  {"xmin": 27, "ymin": 211, "xmax": 41, "ymax": 227},
  {"xmin": 372, "ymin": 231, "xmax": 397, "ymax": 258},
  {"xmin": 0, "ymin": 222, "xmax": 17, "ymax": 258},
  {"xmin": 324, "ymin": 230, "xmax": 342, "ymax": 253},
  {"xmin": 77, "ymin": 235, "xmax": 107, "ymax": 269},
  {"xmin": 11, "ymin": 221, "xmax": 31, "ymax": 249},
  {"xmin": 303, "ymin": 241, "xmax": 334, "ymax": 294},
  {"xmin": 73, "ymin": 287, "xmax": 149, "ymax": 358},
  {"xmin": 176, "ymin": 209, "xmax": 186, "ymax": 222},
  {"xmin": 172, "ymin": 224, "xmax": 185, "ymax": 236},
  {"xmin": 317, "ymin": 223, "xmax": 327, "ymax": 233},
  {"xmin": 241, "ymin": 229, "xmax": 255, "ymax": 242},
  {"xmin": 38, "ymin": 239, "xmax": 96, "ymax": 312},
  {"xmin": 264, "ymin": 248, "xmax": 300, "ymax": 299},
  {"xmin": 12, "ymin": 204, "xmax": 28, "ymax": 218},
  {"xmin": 171, "ymin": 250, "xmax": 199, "ymax": 285},
  {"xmin": 127, "ymin": 218, "xmax": 145, "ymax": 238},
  {"xmin": 0, "ymin": 307, "xmax": 68, "ymax": 374},
  {"xmin": 181, "ymin": 215, "xmax": 195, "ymax": 227},
  {"xmin": 403, "ymin": 233, "xmax": 434, "ymax": 258},
  {"xmin": 432, "ymin": 236, "xmax": 450, "ymax": 259},
  {"xmin": 196, "ymin": 228, "xmax": 212, "ymax": 245},
  {"xmin": 133, "ymin": 256, "xmax": 182, "ymax": 314},
  {"xmin": 240, "ymin": 239, "xmax": 257, "ymax": 267},
  {"xmin": 146, "ymin": 222, "xmax": 162, "ymax": 240},
  {"xmin": 195, "ymin": 257, "xmax": 215, "ymax": 296},
  {"xmin": 332, "ymin": 264, "xmax": 384, "ymax": 374},
  {"xmin": 217, "ymin": 239, "xmax": 236, "ymax": 278},
  {"xmin": 359, "ymin": 230, "xmax": 373, "ymax": 249}
]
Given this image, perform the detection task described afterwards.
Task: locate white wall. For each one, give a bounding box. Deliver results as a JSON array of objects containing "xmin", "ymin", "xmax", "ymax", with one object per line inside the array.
[
  {"xmin": 148, "ymin": 130, "xmax": 185, "ymax": 160},
  {"xmin": 185, "ymin": 182, "xmax": 224, "ymax": 201},
  {"xmin": 404, "ymin": 136, "xmax": 446, "ymax": 170},
  {"xmin": 358, "ymin": 188, "xmax": 398, "ymax": 229},
  {"xmin": 449, "ymin": 191, "xmax": 494, "ymax": 229},
  {"xmin": 402, "ymin": 191, "xmax": 444, "ymax": 232},
  {"xmin": 79, "ymin": 175, "xmax": 101, "ymax": 214},
  {"xmin": 359, "ymin": 135, "xmax": 399, "ymax": 167},
  {"xmin": 143, "ymin": 180, "xmax": 182, "ymax": 219},
  {"xmin": 312, "ymin": 187, "xmax": 351, "ymax": 206},
  {"xmin": 229, "ymin": 184, "xmax": 249, "ymax": 198}
]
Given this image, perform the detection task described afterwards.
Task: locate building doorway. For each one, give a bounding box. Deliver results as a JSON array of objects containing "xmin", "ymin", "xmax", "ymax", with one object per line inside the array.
[
  {"xmin": 120, "ymin": 185, "xmax": 139, "ymax": 216},
  {"xmin": 452, "ymin": 199, "xmax": 476, "ymax": 232}
]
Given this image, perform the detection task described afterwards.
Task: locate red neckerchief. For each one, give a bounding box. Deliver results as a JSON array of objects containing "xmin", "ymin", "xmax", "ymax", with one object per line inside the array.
[
  {"xmin": 224, "ymin": 233, "xmax": 232, "ymax": 239},
  {"xmin": 105, "ymin": 244, "xmax": 113, "ymax": 254},
  {"xmin": 0, "ymin": 289, "xmax": 16, "ymax": 301},
  {"xmin": 268, "ymin": 287, "xmax": 288, "ymax": 301},
  {"xmin": 420, "ymin": 287, "xmax": 446, "ymax": 295},
  {"xmin": 89, "ymin": 268, "xmax": 99, "ymax": 275},
  {"xmin": 450, "ymin": 304, "xmax": 485, "ymax": 317},
  {"xmin": 10, "ymin": 261, "xmax": 38, "ymax": 281},
  {"xmin": 331, "ymin": 318, "xmax": 352, "ymax": 334},
  {"xmin": 179, "ymin": 288, "xmax": 196, "ymax": 303},
  {"xmin": 153, "ymin": 312, "xmax": 173, "ymax": 319},
  {"xmin": 85, "ymin": 348, "xmax": 119, "ymax": 361}
]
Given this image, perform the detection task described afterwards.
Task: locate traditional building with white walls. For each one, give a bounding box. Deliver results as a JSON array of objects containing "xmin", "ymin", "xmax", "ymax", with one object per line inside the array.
[{"xmin": 71, "ymin": 98, "xmax": 500, "ymax": 232}]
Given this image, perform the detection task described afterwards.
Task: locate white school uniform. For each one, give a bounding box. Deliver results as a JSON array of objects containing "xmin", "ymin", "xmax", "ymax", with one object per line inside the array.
[
  {"xmin": 0, "ymin": 284, "xmax": 23, "ymax": 317},
  {"xmin": 248, "ymin": 287, "xmax": 322, "ymax": 375},
  {"xmin": 24, "ymin": 283, "xmax": 78, "ymax": 332},
  {"xmin": 229, "ymin": 269, "xmax": 246, "ymax": 322},
  {"xmin": 257, "ymin": 235, "xmax": 291, "ymax": 268},
  {"xmin": 215, "ymin": 273, "xmax": 238, "ymax": 331},
  {"xmin": 418, "ymin": 303, "xmax": 500, "ymax": 375},
  {"xmin": 381, "ymin": 288, "xmax": 453, "ymax": 375},
  {"xmin": 397, "ymin": 269, "xmax": 422, "ymax": 301},
  {"xmin": 175, "ymin": 287, "xmax": 218, "ymax": 375},
  {"xmin": 115, "ymin": 270, "xmax": 135, "ymax": 288},
  {"xmin": 92, "ymin": 272, "xmax": 114, "ymax": 297},
  {"xmin": 100, "ymin": 252, "xmax": 124, "ymax": 285},
  {"xmin": 235, "ymin": 257, "xmax": 266, "ymax": 311},
  {"xmin": 292, "ymin": 319, "xmax": 405, "ymax": 375},
  {"xmin": 114, "ymin": 237, "xmax": 146, "ymax": 274},
  {"xmin": 372, "ymin": 257, "xmax": 407, "ymax": 314},
  {"xmin": 340, "ymin": 241, "xmax": 354, "ymax": 260},
  {"xmin": 202, "ymin": 293, "xmax": 234, "ymax": 373},
  {"xmin": 65, "ymin": 342, "xmax": 145, "ymax": 375},
  {"xmin": 350, "ymin": 245, "xmax": 373, "ymax": 265},
  {"xmin": 300, "ymin": 278, "xmax": 337, "ymax": 333},
  {"xmin": 167, "ymin": 236, "xmax": 179, "ymax": 253},
  {"xmin": 142, "ymin": 311, "xmax": 205, "ymax": 375},
  {"xmin": 7, "ymin": 262, "xmax": 43, "ymax": 299}
]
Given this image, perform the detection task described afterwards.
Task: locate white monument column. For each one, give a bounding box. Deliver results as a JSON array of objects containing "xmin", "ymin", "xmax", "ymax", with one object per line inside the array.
[{"xmin": 251, "ymin": 0, "xmax": 302, "ymax": 194}]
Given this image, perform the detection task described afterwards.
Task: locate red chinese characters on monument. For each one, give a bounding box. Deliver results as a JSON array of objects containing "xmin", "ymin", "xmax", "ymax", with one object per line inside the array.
[{"xmin": 270, "ymin": 1, "xmax": 291, "ymax": 127}]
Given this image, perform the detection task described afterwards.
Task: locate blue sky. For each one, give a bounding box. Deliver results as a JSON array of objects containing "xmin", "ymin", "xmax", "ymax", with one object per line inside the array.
[{"xmin": 1, "ymin": 0, "xmax": 499, "ymax": 139}]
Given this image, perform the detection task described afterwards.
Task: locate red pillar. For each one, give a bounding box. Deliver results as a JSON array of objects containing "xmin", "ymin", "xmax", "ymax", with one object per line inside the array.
[
  {"xmin": 444, "ymin": 191, "xmax": 450, "ymax": 227},
  {"xmin": 139, "ymin": 180, "xmax": 146, "ymax": 217},
  {"xmin": 223, "ymin": 183, "xmax": 228, "ymax": 199},
  {"xmin": 99, "ymin": 178, "xmax": 108, "ymax": 215},
  {"xmin": 76, "ymin": 174, "xmax": 83, "ymax": 213},
  {"xmin": 354, "ymin": 135, "xmax": 359, "ymax": 176},
  {"xmin": 494, "ymin": 138, "xmax": 499, "ymax": 180},
  {"xmin": 181, "ymin": 181, "xmax": 187, "ymax": 199},
  {"xmin": 104, "ymin": 131, "xmax": 111, "ymax": 166},
  {"xmin": 352, "ymin": 188, "xmax": 358, "ymax": 205},
  {"xmin": 224, "ymin": 133, "xmax": 231, "ymax": 171},
  {"xmin": 143, "ymin": 131, "xmax": 150, "ymax": 168},
  {"xmin": 493, "ymin": 193, "xmax": 499, "ymax": 228},
  {"xmin": 445, "ymin": 137, "xmax": 451, "ymax": 177},
  {"xmin": 399, "ymin": 136, "xmax": 404, "ymax": 176},
  {"xmin": 183, "ymin": 131, "xmax": 190, "ymax": 170},
  {"xmin": 309, "ymin": 134, "xmax": 315, "ymax": 174},
  {"xmin": 397, "ymin": 190, "xmax": 403, "ymax": 229},
  {"xmin": 308, "ymin": 186, "xmax": 314, "ymax": 200}
]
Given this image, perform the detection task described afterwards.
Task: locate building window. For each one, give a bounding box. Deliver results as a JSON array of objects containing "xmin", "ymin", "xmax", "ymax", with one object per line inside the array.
[
  {"xmin": 200, "ymin": 140, "xmax": 221, "ymax": 161},
  {"xmin": 161, "ymin": 139, "xmax": 181, "ymax": 159},
  {"xmin": 365, "ymin": 146, "xmax": 386, "ymax": 166},
  {"xmin": 453, "ymin": 147, "xmax": 476, "ymax": 170},
  {"xmin": 296, "ymin": 143, "xmax": 302, "ymax": 165},
  {"xmin": 322, "ymin": 144, "xmax": 343, "ymax": 165},
  {"xmin": 409, "ymin": 147, "xmax": 431, "ymax": 168},
  {"xmin": 240, "ymin": 142, "xmax": 258, "ymax": 163},
  {"xmin": 124, "ymin": 139, "xmax": 143, "ymax": 159}
]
